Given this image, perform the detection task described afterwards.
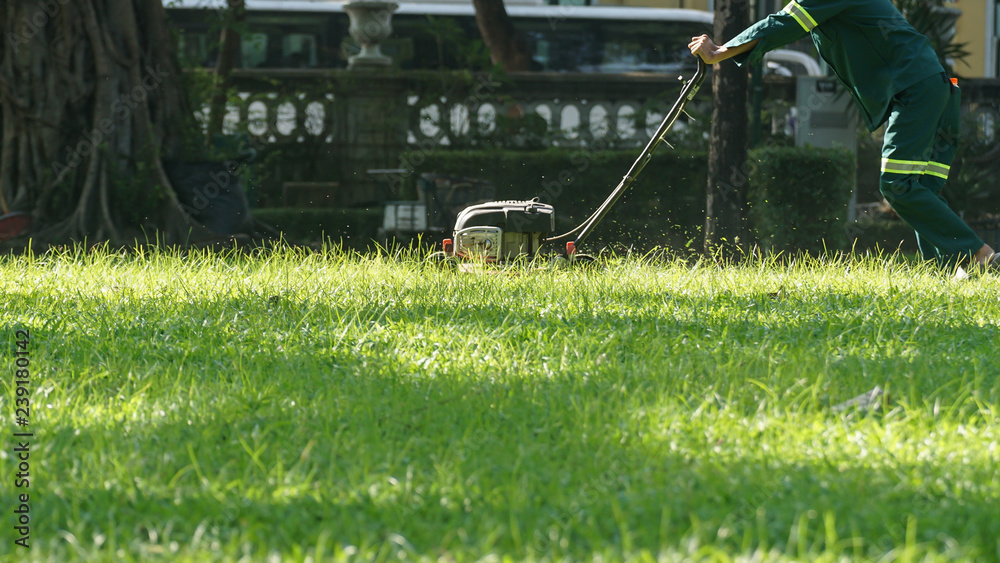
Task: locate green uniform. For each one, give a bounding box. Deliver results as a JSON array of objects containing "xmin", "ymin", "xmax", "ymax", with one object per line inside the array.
[{"xmin": 723, "ymin": 0, "xmax": 984, "ymax": 264}]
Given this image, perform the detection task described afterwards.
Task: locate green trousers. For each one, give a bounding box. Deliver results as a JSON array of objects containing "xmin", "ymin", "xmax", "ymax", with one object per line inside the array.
[{"xmin": 880, "ymin": 72, "xmax": 983, "ymax": 265}]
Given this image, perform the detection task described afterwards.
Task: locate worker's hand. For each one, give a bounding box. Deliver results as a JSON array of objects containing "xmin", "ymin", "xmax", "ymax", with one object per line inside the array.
[{"xmin": 688, "ymin": 34, "xmax": 725, "ymax": 64}]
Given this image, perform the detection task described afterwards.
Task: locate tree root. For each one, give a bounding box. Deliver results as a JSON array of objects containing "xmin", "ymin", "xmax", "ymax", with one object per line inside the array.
[{"xmin": 1, "ymin": 0, "xmax": 206, "ymax": 246}]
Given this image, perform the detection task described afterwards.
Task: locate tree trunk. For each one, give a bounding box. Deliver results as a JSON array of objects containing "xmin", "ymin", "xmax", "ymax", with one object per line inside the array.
[
  {"xmin": 704, "ymin": 0, "xmax": 750, "ymax": 259},
  {"xmin": 0, "ymin": 0, "xmax": 203, "ymax": 245},
  {"xmin": 471, "ymin": 0, "xmax": 533, "ymax": 72},
  {"xmin": 207, "ymin": 0, "xmax": 245, "ymax": 139}
]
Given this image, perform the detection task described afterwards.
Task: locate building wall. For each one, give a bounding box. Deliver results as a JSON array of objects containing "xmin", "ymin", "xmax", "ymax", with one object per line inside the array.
[
  {"xmin": 611, "ymin": 0, "xmax": 997, "ymax": 78},
  {"xmin": 599, "ymin": 0, "xmax": 712, "ymax": 11},
  {"xmin": 988, "ymin": 0, "xmax": 999, "ymax": 76},
  {"xmin": 954, "ymin": 0, "xmax": 990, "ymax": 77}
]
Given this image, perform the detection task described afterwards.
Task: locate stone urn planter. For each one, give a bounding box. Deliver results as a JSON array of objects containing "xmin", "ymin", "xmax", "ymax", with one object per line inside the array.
[{"xmin": 344, "ymin": 0, "xmax": 399, "ymax": 69}]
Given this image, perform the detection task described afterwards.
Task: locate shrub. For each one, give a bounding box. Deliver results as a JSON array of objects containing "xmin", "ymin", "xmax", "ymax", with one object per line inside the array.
[
  {"xmin": 250, "ymin": 146, "xmax": 864, "ymax": 255},
  {"xmin": 253, "ymin": 208, "xmax": 382, "ymax": 248},
  {"xmin": 747, "ymin": 146, "xmax": 855, "ymax": 254}
]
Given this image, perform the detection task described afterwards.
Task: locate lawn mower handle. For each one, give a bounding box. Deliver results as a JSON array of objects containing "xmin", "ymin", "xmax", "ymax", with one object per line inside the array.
[{"xmin": 546, "ymin": 56, "xmax": 708, "ymax": 251}]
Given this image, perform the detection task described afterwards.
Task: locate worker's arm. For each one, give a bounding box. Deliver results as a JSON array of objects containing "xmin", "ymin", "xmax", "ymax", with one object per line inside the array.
[
  {"xmin": 688, "ymin": 36, "xmax": 759, "ymax": 65},
  {"xmin": 705, "ymin": 0, "xmax": 852, "ymax": 68}
]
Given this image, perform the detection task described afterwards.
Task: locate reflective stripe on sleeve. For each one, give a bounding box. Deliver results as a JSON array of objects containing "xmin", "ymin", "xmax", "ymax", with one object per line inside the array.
[
  {"xmin": 881, "ymin": 158, "xmax": 927, "ymax": 175},
  {"xmin": 924, "ymin": 161, "xmax": 951, "ymax": 179},
  {"xmin": 782, "ymin": 1, "xmax": 819, "ymax": 32}
]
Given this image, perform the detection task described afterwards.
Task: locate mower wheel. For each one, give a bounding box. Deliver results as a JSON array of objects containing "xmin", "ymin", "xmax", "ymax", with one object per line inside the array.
[
  {"xmin": 548, "ymin": 255, "xmax": 569, "ymax": 270},
  {"xmin": 426, "ymin": 251, "xmax": 458, "ymax": 271},
  {"xmin": 570, "ymin": 253, "xmax": 600, "ymax": 269}
]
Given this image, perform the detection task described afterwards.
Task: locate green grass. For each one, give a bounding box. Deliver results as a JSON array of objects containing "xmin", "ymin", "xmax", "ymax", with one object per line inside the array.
[{"xmin": 1, "ymin": 247, "xmax": 999, "ymax": 562}]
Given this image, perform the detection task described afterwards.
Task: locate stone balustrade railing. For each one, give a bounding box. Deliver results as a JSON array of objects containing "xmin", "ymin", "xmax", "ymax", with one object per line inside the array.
[
  {"xmin": 212, "ymin": 69, "xmax": 999, "ymax": 148},
  {"xmin": 217, "ymin": 69, "xmax": 719, "ymax": 149},
  {"xmin": 201, "ymin": 69, "xmax": 998, "ymax": 207}
]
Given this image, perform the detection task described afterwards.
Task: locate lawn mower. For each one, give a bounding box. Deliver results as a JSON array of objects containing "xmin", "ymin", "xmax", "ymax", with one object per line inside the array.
[{"xmin": 430, "ymin": 57, "xmax": 707, "ymax": 267}]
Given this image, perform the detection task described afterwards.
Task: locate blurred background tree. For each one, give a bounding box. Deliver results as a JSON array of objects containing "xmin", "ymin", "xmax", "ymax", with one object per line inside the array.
[
  {"xmin": 0, "ymin": 0, "xmax": 203, "ymax": 243},
  {"xmin": 704, "ymin": 0, "xmax": 751, "ymax": 258},
  {"xmin": 893, "ymin": 0, "xmax": 970, "ymax": 76},
  {"xmin": 471, "ymin": 0, "xmax": 533, "ymax": 72}
]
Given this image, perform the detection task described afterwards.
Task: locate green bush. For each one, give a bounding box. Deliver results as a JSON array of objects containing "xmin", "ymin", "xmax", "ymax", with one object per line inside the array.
[
  {"xmin": 247, "ymin": 146, "xmax": 871, "ymax": 255},
  {"xmin": 253, "ymin": 208, "xmax": 382, "ymax": 248},
  {"xmin": 747, "ymin": 146, "xmax": 855, "ymax": 254},
  {"xmin": 408, "ymin": 148, "xmax": 708, "ymax": 252},
  {"xmin": 249, "ymin": 146, "xmax": 866, "ymax": 256},
  {"xmin": 848, "ymin": 218, "xmax": 920, "ymax": 255}
]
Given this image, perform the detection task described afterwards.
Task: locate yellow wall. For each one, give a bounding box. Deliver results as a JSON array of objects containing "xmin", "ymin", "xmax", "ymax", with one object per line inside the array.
[
  {"xmin": 611, "ymin": 0, "xmax": 995, "ymax": 77},
  {"xmin": 954, "ymin": 0, "xmax": 989, "ymax": 76},
  {"xmin": 600, "ymin": 0, "xmax": 712, "ymax": 11}
]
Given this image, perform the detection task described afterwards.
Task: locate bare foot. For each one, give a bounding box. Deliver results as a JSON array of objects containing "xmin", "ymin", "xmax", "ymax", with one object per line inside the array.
[{"xmin": 973, "ymin": 244, "xmax": 995, "ymax": 266}]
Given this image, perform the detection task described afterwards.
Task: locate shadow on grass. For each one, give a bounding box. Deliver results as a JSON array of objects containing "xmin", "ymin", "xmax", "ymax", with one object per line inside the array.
[
  {"xmin": 42, "ymin": 382, "xmax": 1000, "ymax": 560},
  {"xmin": 20, "ymin": 287, "xmax": 1000, "ymax": 560}
]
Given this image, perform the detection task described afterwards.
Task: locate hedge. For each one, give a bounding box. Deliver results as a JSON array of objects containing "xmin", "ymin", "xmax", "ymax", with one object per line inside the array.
[
  {"xmin": 252, "ymin": 147, "xmax": 875, "ymax": 256},
  {"xmin": 848, "ymin": 218, "xmax": 920, "ymax": 255},
  {"xmin": 252, "ymin": 208, "xmax": 382, "ymax": 248},
  {"xmin": 747, "ymin": 146, "xmax": 856, "ymax": 254}
]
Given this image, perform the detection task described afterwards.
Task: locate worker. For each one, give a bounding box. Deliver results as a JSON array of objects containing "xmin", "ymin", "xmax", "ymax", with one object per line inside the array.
[{"xmin": 688, "ymin": 0, "xmax": 997, "ymax": 273}]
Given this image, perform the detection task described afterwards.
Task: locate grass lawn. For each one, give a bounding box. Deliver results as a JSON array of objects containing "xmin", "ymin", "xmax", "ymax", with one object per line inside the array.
[{"xmin": 1, "ymin": 247, "xmax": 998, "ymax": 562}]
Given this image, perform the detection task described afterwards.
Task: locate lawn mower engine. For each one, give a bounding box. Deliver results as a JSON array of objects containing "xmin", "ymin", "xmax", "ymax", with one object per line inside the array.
[
  {"xmin": 431, "ymin": 57, "xmax": 707, "ymax": 269},
  {"xmin": 443, "ymin": 199, "xmax": 554, "ymax": 261}
]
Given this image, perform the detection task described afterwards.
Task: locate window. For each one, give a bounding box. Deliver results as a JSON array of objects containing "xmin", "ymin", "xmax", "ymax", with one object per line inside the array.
[
  {"xmin": 177, "ymin": 31, "xmax": 210, "ymax": 67},
  {"xmin": 242, "ymin": 33, "xmax": 268, "ymax": 68},
  {"xmin": 245, "ymin": 13, "xmax": 341, "ymax": 68},
  {"xmin": 519, "ymin": 19, "xmax": 711, "ymax": 73},
  {"xmin": 283, "ymin": 34, "xmax": 318, "ymax": 67}
]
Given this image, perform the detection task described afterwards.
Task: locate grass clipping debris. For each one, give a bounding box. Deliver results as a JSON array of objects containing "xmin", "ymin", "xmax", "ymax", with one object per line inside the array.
[{"xmin": 2, "ymin": 247, "xmax": 998, "ymax": 561}]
